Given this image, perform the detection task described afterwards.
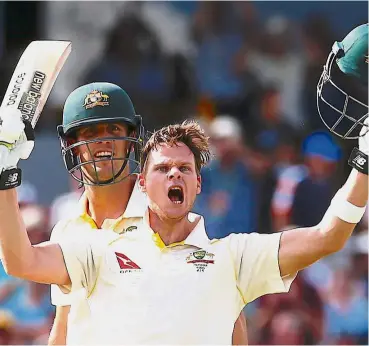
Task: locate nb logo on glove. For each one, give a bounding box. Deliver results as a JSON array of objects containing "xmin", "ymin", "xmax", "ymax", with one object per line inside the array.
[
  {"xmin": 7, "ymin": 173, "xmax": 18, "ymax": 183},
  {"xmin": 352, "ymin": 155, "xmax": 367, "ymax": 167},
  {"xmin": 349, "ymin": 147, "xmax": 368, "ymax": 175}
]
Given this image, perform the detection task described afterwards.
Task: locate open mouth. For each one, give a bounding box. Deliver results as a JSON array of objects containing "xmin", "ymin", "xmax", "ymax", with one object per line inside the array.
[
  {"xmin": 94, "ymin": 150, "xmax": 113, "ymax": 159},
  {"xmin": 168, "ymin": 186, "xmax": 184, "ymax": 204}
]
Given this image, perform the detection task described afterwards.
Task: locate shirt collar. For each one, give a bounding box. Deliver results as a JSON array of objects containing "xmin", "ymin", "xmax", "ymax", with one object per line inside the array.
[
  {"xmin": 143, "ymin": 210, "xmax": 211, "ymax": 249},
  {"xmin": 123, "ymin": 181, "xmax": 147, "ymax": 218},
  {"xmin": 183, "ymin": 213, "xmax": 212, "ymax": 249}
]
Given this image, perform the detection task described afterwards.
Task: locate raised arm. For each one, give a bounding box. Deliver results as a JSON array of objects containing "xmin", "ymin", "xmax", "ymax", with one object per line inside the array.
[
  {"xmin": 0, "ymin": 188, "xmax": 70, "ymax": 285},
  {"xmin": 279, "ymin": 168, "xmax": 367, "ymax": 276},
  {"xmin": 0, "ymin": 112, "xmax": 69, "ymax": 285}
]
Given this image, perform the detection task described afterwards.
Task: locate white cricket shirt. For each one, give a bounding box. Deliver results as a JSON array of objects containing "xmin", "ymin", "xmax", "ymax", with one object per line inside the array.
[
  {"xmin": 49, "ymin": 181, "xmax": 147, "ymax": 343},
  {"xmin": 57, "ymin": 212, "xmax": 296, "ymax": 344}
]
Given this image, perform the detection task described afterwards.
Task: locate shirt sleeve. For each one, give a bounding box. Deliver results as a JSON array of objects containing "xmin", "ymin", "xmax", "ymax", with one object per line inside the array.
[
  {"xmin": 50, "ymin": 221, "xmax": 84, "ymax": 306},
  {"xmin": 228, "ymin": 232, "xmax": 296, "ymax": 304},
  {"xmin": 49, "ymin": 223, "xmax": 104, "ymax": 305},
  {"xmin": 56, "ymin": 232, "xmax": 104, "ymax": 298},
  {"xmin": 49, "ymin": 220, "xmax": 76, "ymax": 306}
]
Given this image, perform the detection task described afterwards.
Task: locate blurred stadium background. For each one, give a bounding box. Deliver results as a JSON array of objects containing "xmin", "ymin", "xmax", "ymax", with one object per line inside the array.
[{"xmin": 0, "ymin": 1, "xmax": 367, "ymax": 344}]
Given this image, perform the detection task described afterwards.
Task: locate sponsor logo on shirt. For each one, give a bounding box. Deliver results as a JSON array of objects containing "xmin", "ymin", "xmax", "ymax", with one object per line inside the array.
[{"xmin": 115, "ymin": 252, "xmax": 141, "ymax": 273}]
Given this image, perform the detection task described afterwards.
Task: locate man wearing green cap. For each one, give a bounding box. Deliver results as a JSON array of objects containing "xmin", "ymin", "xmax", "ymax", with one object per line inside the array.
[{"xmin": 47, "ymin": 82, "xmax": 147, "ymax": 344}]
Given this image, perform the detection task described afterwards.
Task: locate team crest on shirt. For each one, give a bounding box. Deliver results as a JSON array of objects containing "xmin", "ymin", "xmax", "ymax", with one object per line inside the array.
[{"xmin": 186, "ymin": 250, "xmax": 215, "ymax": 272}]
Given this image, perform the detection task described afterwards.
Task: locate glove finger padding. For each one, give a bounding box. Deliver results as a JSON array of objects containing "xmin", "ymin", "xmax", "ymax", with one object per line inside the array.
[
  {"xmin": 0, "ymin": 119, "xmax": 35, "ymax": 189},
  {"xmin": 16, "ymin": 120, "xmax": 35, "ymax": 160},
  {"xmin": 0, "ymin": 146, "xmax": 10, "ymax": 172},
  {"xmin": 0, "ymin": 109, "xmax": 25, "ymax": 144}
]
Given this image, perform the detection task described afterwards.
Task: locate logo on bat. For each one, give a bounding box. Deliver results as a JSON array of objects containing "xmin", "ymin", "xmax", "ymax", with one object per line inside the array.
[{"xmin": 84, "ymin": 90, "xmax": 109, "ymax": 109}]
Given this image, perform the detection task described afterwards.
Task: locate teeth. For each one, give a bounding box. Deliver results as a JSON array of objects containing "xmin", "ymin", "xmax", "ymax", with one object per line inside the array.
[
  {"xmin": 173, "ymin": 201, "xmax": 181, "ymax": 204},
  {"xmin": 95, "ymin": 151, "xmax": 112, "ymax": 157}
]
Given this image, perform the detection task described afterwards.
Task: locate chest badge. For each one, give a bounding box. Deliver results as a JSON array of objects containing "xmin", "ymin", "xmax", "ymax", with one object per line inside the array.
[{"xmin": 186, "ymin": 250, "xmax": 215, "ymax": 272}]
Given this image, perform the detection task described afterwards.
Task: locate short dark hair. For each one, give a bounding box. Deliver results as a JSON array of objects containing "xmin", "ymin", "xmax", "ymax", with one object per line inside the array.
[{"xmin": 141, "ymin": 120, "xmax": 211, "ymax": 174}]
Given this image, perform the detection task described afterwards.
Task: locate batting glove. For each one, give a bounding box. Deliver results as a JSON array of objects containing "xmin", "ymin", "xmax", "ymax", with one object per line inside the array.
[
  {"xmin": 0, "ymin": 109, "xmax": 35, "ymax": 189},
  {"xmin": 348, "ymin": 118, "xmax": 369, "ymax": 175}
]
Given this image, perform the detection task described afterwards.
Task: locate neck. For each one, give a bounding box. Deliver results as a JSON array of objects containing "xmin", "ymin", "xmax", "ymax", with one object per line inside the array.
[
  {"xmin": 148, "ymin": 209, "xmax": 200, "ymax": 246},
  {"xmin": 85, "ymin": 175, "xmax": 136, "ymax": 228}
]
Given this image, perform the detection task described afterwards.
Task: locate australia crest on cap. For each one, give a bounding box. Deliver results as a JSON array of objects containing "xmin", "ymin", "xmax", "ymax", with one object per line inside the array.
[{"xmin": 83, "ymin": 90, "xmax": 110, "ymax": 110}]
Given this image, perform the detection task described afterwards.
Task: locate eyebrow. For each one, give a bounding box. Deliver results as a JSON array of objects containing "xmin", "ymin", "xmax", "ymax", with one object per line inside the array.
[{"xmin": 152, "ymin": 160, "xmax": 193, "ymax": 168}]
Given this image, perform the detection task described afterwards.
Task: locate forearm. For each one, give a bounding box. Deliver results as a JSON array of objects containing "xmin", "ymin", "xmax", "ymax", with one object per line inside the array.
[
  {"xmin": 318, "ymin": 169, "xmax": 368, "ymax": 250},
  {"xmin": 0, "ymin": 189, "xmax": 34, "ymax": 276}
]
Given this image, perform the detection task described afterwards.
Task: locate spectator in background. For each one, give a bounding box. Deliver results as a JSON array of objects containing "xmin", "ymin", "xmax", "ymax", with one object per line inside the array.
[
  {"xmin": 246, "ymin": 86, "xmax": 299, "ymax": 152},
  {"xmin": 81, "ymin": 14, "xmax": 172, "ymax": 130},
  {"xmin": 191, "ymin": 2, "xmax": 245, "ymax": 115},
  {"xmin": 272, "ymin": 131, "xmax": 341, "ymax": 231},
  {"xmin": 244, "ymin": 15, "xmax": 306, "ymax": 129},
  {"xmin": 351, "ymin": 231, "xmax": 368, "ymax": 298},
  {"xmin": 193, "ymin": 115, "xmax": 261, "ymax": 238},
  {"xmin": 252, "ymin": 274, "xmax": 323, "ymax": 344},
  {"xmin": 0, "ymin": 191, "xmax": 42, "ymax": 341},
  {"xmin": 49, "ymin": 176, "xmax": 82, "ymax": 228},
  {"xmin": 323, "ymin": 268, "xmax": 368, "ymax": 345},
  {"xmin": 0, "ymin": 269, "xmax": 22, "ymax": 336},
  {"xmin": 242, "ymin": 86, "xmax": 304, "ymax": 234},
  {"xmin": 0, "ymin": 310, "xmax": 16, "ymax": 345},
  {"xmin": 16, "ymin": 181, "xmax": 38, "ymax": 207},
  {"xmin": 265, "ymin": 309, "xmax": 316, "ymax": 345},
  {"xmin": 301, "ymin": 15, "xmax": 335, "ymax": 131},
  {"xmin": 234, "ymin": 2, "xmax": 262, "ymax": 52},
  {"xmin": 291, "ymin": 131, "xmax": 341, "ymax": 227}
]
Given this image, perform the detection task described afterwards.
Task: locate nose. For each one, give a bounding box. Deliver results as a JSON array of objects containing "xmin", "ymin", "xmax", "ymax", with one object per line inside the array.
[
  {"xmin": 96, "ymin": 127, "xmax": 111, "ymax": 143},
  {"xmin": 168, "ymin": 167, "xmax": 181, "ymax": 180}
]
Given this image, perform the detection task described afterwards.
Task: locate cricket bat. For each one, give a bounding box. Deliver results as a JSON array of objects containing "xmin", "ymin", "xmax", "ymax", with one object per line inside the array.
[{"xmin": 0, "ymin": 40, "xmax": 71, "ymax": 128}]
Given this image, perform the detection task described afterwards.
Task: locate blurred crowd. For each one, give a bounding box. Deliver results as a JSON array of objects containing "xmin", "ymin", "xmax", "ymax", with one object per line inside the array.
[{"xmin": 0, "ymin": 2, "xmax": 367, "ymax": 345}]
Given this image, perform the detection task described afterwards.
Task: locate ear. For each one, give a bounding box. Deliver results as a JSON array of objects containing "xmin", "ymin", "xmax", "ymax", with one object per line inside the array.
[
  {"xmin": 196, "ymin": 174, "xmax": 201, "ymax": 195},
  {"xmin": 138, "ymin": 173, "xmax": 146, "ymax": 192}
]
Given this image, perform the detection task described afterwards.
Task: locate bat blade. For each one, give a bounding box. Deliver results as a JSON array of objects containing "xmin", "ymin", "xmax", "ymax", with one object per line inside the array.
[{"xmin": 0, "ymin": 40, "xmax": 72, "ymax": 128}]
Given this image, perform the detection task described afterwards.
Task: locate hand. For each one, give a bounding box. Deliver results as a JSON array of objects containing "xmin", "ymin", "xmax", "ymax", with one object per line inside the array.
[
  {"xmin": 0, "ymin": 109, "xmax": 34, "ymax": 175},
  {"xmin": 359, "ymin": 118, "xmax": 369, "ymax": 155}
]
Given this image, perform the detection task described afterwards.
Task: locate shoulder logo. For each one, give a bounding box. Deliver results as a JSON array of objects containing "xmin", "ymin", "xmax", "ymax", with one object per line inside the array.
[
  {"xmin": 117, "ymin": 225, "xmax": 138, "ymax": 235},
  {"xmin": 84, "ymin": 90, "xmax": 109, "ymax": 109},
  {"xmin": 115, "ymin": 252, "xmax": 141, "ymax": 273}
]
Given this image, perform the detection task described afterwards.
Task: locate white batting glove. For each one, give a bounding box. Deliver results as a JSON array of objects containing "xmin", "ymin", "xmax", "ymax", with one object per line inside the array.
[{"xmin": 0, "ymin": 109, "xmax": 34, "ymax": 189}]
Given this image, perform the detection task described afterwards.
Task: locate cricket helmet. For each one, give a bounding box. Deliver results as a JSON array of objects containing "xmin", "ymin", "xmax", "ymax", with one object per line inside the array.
[
  {"xmin": 317, "ymin": 23, "xmax": 368, "ymax": 139},
  {"xmin": 57, "ymin": 82, "xmax": 144, "ymax": 186}
]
